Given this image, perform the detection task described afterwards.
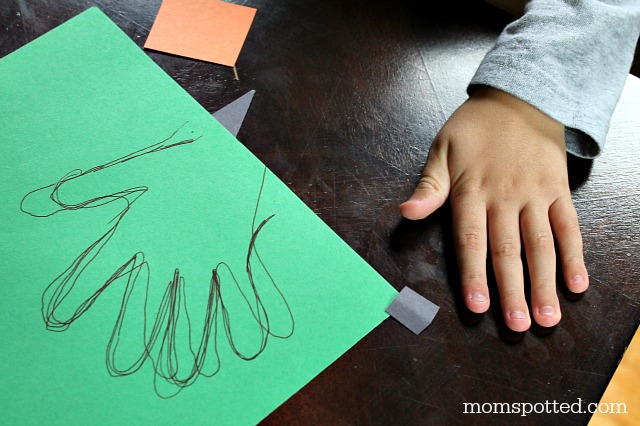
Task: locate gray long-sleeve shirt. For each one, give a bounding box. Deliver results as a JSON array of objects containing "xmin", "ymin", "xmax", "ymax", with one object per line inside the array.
[{"xmin": 470, "ymin": 0, "xmax": 640, "ymax": 158}]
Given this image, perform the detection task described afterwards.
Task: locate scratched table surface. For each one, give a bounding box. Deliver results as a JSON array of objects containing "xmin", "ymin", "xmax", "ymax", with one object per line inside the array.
[{"xmin": 1, "ymin": 1, "xmax": 639, "ymax": 425}]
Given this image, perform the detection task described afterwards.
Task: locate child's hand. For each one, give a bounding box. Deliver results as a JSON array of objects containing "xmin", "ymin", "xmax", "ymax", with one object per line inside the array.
[{"xmin": 400, "ymin": 87, "xmax": 589, "ymax": 332}]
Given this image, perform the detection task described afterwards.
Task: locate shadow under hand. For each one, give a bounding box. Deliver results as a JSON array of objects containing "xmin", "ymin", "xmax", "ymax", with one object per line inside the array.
[
  {"xmin": 390, "ymin": 206, "xmax": 447, "ymax": 251},
  {"xmin": 567, "ymin": 153, "xmax": 594, "ymax": 190}
]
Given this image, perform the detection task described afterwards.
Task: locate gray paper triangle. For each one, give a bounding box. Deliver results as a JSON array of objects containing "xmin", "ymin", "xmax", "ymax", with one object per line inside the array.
[{"xmin": 212, "ymin": 90, "xmax": 255, "ymax": 137}]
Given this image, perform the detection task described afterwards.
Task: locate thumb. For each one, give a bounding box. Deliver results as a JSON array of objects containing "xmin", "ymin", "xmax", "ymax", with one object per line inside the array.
[{"xmin": 400, "ymin": 140, "xmax": 451, "ymax": 220}]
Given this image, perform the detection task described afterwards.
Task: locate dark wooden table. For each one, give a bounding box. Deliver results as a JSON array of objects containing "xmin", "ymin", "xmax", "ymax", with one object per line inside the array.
[{"xmin": 2, "ymin": 1, "xmax": 639, "ymax": 425}]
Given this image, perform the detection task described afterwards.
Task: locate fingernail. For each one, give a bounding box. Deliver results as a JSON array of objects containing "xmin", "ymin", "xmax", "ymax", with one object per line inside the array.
[
  {"xmin": 571, "ymin": 275, "xmax": 584, "ymax": 285},
  {"xmin": 468, "ymin": 292, "xmax": 487, "ymax": 303},
  {"xmin": 538, "ymin": 305, "xmax": 555, "ymax": 316},
  {"xmin": 509, "ymin": 311, "xmax": 526, "ymax": 320}
]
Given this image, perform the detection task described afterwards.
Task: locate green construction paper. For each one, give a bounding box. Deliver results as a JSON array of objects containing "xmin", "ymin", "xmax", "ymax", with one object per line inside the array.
[{"xmin": 0, "ymin": 8, "xmax": 397, "ymax": 425}]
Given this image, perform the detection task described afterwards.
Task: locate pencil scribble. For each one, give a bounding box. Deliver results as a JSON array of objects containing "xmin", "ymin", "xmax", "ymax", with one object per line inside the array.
[{"xmin": 20, "ymin": 124, "xmax": 294, "ymax": 398}]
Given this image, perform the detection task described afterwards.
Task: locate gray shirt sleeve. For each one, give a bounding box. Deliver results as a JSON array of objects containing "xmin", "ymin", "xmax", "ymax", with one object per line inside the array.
[{"xmin": 469, "ymin": 0, "xmax": 640, "ymax": 158}]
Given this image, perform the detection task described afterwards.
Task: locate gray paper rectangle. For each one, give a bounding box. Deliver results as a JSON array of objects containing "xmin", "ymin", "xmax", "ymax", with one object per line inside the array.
[{"xmin": 385, "ymin": 286, "xmax": 439, "ymax": 335}]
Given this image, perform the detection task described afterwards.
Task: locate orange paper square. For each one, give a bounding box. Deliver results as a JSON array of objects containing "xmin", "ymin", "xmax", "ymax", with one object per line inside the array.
[{"xmin": 144, "ymin": 0, "xmax": 257, "ymax": 67}]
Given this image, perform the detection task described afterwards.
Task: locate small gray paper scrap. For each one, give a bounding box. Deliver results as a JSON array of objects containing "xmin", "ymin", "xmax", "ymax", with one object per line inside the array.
[
  {"xmin": 212, "ymin": 89, "xmax": 255, "ymax": 137},
  {"xmin": 386, "ymin": 286, "xmax": 439, "ymax": 335}
]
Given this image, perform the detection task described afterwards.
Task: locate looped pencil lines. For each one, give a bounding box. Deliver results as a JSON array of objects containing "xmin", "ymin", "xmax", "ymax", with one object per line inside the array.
[{"xmin": 20, "ymin": 125, "xmax": 295, "ymax": 398}]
